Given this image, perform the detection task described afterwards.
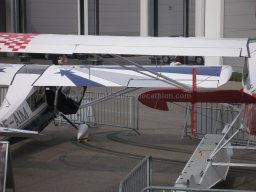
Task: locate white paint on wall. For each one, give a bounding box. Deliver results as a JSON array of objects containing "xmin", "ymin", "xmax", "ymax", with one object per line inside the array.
[
  {"xmin": 204, "ymin": 0, "xmax": 224, "ymax": 66},
  {"xmin": 140, "ymin": 0, "xmax": 149, "ymax": 36},
  {"xmin": 195, "ymin": 0, "xmax": 205, "ymax": 37}
]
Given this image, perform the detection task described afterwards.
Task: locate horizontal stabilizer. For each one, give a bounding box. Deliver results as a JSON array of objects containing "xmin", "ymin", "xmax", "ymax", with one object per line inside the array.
[{"xmin": 0, "ymin": 127, "xmax": 50, "ymax": 141}]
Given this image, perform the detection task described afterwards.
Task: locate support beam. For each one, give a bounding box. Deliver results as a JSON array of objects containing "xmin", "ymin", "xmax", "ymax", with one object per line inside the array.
[
  {"xmin": 205, "ymin": 0, "xmax": 224, "ymax": 38},
  {"xmin": 0, "ymin": 0, "xmax": 6, "ymax": 32},
  {"xmin": 140, "ymin": 0, "xmax": 149, "ymax": 36},
  {"xmin": 83, "ymin": 0, "xmax": 89, "ymax": 35},
  {"xmin": 195, "ymin": 0, "xmax": 205, "ymax": 37},
  {"xmin": 5, "ymin": 0, "xmax": 19, "ymax": 32},
  {"xmin": 204, "ymin": 0, "xmax": 224, "ymax": 66},
  {"xmin": 78, "ymin": 0, "xmax": 89, "ymax": 35}
]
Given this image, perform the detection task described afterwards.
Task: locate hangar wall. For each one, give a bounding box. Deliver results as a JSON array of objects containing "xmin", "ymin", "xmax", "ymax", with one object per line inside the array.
[
  {"xmin": 158, "ymin": 0, "xmax": 184, "ymax": 37},
  {"xmin": 224, "ymin": 0, "xmax": 256, "ymax": 38},
  {"xmin": 157, "ymin": 0, "xmax": 195, "ymax": 37},
  {"xmin": 19, "ymin": 0, "xmax": 195, "ymax": 37},
  {"xmin": 99, "ymin": 0, "xmax": 140, "ymax": 36},
  {"xmin": 4, "ymin": 1, "xmax": 256, "ymax": 38},
  {"xmin": 223, "ymin": 0, "xmax": 256, "ymax": 72},
  {"xmin": 25, "ymin": 0, "xmax": 78, "ymax": 34}
]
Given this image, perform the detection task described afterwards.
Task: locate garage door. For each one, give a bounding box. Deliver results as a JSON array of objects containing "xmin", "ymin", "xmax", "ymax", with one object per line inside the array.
[
  {"xmin": 99, "ymin": 0, "xmax": 140, "ymax": 36},
  {"xmin": 158, "ymin": 0, "xmax": 195, "ymax": 37},
  {"xmin": 26, "ymin": 0, "xmax": 78, "ymax": 34},
  {"xmin": 224, "ymin": 0, "xmax": 256, "ymax": 38},
  {"xmin": 224, "ymin": 0, "xmax": 256, "ymax": 72}
]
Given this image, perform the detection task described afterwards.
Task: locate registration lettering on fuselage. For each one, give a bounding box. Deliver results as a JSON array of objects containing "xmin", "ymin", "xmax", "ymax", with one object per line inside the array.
[{"xmin": 13, "ymin": 107, "xmax": 29, "ymax": 127}]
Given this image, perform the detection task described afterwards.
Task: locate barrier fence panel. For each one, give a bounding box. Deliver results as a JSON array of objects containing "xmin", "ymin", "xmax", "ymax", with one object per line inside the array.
[
  {"xmin": 119, "ymin": 155, "xmax": 151, "ymax": 192},
  {"xmin": 141, "ymin": 186, "xmax": 255, "ymax": 192},
  {"xmin": 64, "ymin": 92, "xmax": 139, "ymax": 131},
  {"xmin": 184, "ymin": 103, "xmax": 256, "ymax": 145},
  {"xmin": 119, "ymin": 155, "xmax": 248, "ymax": 192}
]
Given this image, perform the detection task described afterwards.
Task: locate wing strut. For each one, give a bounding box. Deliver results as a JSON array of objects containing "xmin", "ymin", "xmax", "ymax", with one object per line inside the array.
[
  {"xmin": 111, "ymin": 55, "xmax": 192, "ymax": 90},
  {"xmin": 191, "ymin": 68, "xmax": 196, "ymax": 136}
]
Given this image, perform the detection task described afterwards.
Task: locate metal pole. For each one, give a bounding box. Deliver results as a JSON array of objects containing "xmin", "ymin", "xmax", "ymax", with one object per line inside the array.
[
  {"xmin": 94, "ymin": 0, "xmax": 99, "ymax": 35},
  {"xmin": 19, "ymin": 0, "xmax": 26, "ymax": 33},
  {"xmin": 13, "ymin": 0, "xmax": 19, "ymax": 32},
  {"xmin": 153, "ymin": 0, "xmax": 158, "ymax": 37},
  {"xmin": 0, "ymin": 0, "xmax": 6, "ymax": 32},
  {"xmin": 183, "ymin": 0, "xmax": 189, "ymax": 64}
]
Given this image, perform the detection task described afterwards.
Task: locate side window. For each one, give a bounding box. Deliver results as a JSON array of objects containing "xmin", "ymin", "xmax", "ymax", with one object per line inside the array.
[{"xmin": 26, "ymin": 87, "xmax": 46, "ymax": 111}]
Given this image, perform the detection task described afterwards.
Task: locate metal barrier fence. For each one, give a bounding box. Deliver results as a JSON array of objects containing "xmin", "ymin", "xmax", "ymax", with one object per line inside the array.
[
  {"xmin": 119, "ymin": 155, "xmax": 250, "ymax": 192},
  {"xmin": 140, "ymin": 186, "xmax": 255, "ymax": 192},
  {"xmin": 84, "ymin": 92, "xmax": 139, "ymax": 130},
  {"xmin": 183, "ymin": 103, "xmax": 256, "ymax": 145},
  {"xmin": 118, "ymin": 155, "xmax": 151, "ymax": 192},
  {"xmin": 63, "ymin": 92, "xmax": 139, "ymax": 131}
]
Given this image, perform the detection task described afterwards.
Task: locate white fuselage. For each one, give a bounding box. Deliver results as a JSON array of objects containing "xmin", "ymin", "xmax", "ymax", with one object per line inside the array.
[{"xmin": 0, "ymin": 73, "xmax": 53, "ymax": 140}]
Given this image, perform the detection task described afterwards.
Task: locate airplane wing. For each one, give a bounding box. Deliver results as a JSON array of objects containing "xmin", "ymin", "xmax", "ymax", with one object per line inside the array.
[
  {"xmin": 0, "ymin": 63, "xmax": 232, "ymax": 88},
  {"xmin": 0, "ymin": 64, "xmax": 232, "ymax": 88},
  {"xmin": 0, "ymin": 33, "xmax": 249, "ymax": 57},
  {"xmin": 0, "ymin": 127, "xmax": 49, "ymax": 141},
  {"xmin": 32, "ymin": 65, "xmax": 232, "ymax": 88},
  {"xmin": 0, "ymin": 64, "xmax": 24, "ymax": 86}
]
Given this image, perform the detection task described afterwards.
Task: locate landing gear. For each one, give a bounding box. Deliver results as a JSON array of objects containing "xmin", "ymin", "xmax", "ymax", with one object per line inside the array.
[{"xmin": 57, "ymin": 113, "xmax": 90, "ymax": 142}]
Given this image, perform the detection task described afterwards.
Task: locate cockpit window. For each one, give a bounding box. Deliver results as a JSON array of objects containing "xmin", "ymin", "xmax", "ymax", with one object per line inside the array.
[
  {"xmin": 26, "ymin": 87, "xmax": 46, "ymax": 111},
  {"xmin": 17, "ymin": 65, "xmax": 48, "ymax": 75}
]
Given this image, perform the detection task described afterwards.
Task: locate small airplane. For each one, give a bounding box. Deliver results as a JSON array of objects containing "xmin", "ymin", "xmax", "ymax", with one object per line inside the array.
[
  {"xmin": 0, "ymin": 32, "xmax": 242, "ymax": 142},
  {"xmin": 0, "ymin": 33, "xmax": 256, "ymax": 189}
]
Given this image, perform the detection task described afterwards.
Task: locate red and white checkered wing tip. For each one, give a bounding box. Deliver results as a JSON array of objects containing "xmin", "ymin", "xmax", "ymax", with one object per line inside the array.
[{"xmin": 0, "ymin": 33, "xmax": 38, "ymax": 52}]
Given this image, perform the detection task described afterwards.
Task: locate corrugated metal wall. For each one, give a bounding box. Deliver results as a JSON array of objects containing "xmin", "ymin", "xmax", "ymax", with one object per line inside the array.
[{"xmin": 26, "ymin": 0, "xmax": 78, "ymax": 34}]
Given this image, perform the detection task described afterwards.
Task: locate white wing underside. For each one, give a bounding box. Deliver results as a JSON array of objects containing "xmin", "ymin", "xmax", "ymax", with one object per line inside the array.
[{"xmin": 0, "ymin": 64, "xmax": 232, "ymax": 88}]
